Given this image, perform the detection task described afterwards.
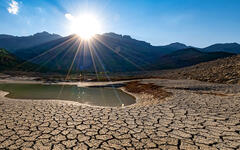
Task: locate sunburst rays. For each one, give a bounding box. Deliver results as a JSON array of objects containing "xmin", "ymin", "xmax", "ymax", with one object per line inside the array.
[
  {"xmin": 12, "ymin": 34, "xmax": 149, "ymax": 106},
  {"xmin": 17, "ymin": 34, "xmax": 147, "ymax": 75}
]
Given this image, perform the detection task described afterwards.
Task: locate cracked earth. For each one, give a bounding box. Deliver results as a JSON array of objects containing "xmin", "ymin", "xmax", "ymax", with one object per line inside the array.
[{"xmin": 0, "ymin": 79, "xmax": 240, "ymax": 149}]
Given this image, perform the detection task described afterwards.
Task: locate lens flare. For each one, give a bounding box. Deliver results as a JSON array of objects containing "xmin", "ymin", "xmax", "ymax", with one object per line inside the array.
[{"xmin": 67, "ymin": 13, "xmax": 101, "ymax": 40}]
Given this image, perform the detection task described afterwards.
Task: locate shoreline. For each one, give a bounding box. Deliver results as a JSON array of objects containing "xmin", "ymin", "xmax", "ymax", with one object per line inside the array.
[
  {"xmin": 0, "ymin": 78, "xmax": 172, "ymax": 108},
  {"xmin": 0, "ymin": 90, "xmax": 137, "ymax": 109},
  {"xmin": 0, "ymin": 77, "xmax": 136, "ymax": 87},
  {"xmin": 0, "ymin": 79, "xmax": 141, "ymax": 108}
]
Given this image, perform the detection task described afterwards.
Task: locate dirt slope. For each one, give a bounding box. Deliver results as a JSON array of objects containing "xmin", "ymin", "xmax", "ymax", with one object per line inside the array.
[{"xmin": 157, "ymin": 55, "xmax": 240, "ymax": 84}]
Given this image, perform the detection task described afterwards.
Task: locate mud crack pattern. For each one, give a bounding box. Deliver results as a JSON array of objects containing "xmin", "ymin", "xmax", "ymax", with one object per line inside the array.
[{"xmin": 0, "ymin": 79, "xmax": 240, "ymax": 149}]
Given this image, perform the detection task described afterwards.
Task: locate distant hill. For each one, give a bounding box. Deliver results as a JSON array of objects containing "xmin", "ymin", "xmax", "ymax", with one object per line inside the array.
[
  {"xmin": 0, "ymin": 31, "xmax": 62, "ymax": 52},
  {"xmin": 203, "ymin": 43, "xmax": 240, "ymax": 54},
  {"xmin": 14, "ymin": 33, "xmax": 190, "ymax": 73},
  {"xmin": 157, "ymin": 54, "xmax": 240, "ymax": 84},
  {"xmin": 0, "ymin": 34, "xmax": 14, "ymax": 39},
  {"xmin": 151, "ymin": 48, "xmax": 235, "ymax": 70},
  {"xmin": 0, "ymin": 48, "xmax": 20, "ymax": 70},
  {"xmin": 162, "ymin": 42, "xmax": 190, "ymax": 51},
  {"xmin": 0, "ymin": 48, "xmax": 46, "ymax": 72}
]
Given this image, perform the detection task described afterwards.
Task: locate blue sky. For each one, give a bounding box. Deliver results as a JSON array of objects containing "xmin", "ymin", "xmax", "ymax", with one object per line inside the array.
[{"xmin": 0, "ymin": 0, "xmax": 240, "ymax": 47}]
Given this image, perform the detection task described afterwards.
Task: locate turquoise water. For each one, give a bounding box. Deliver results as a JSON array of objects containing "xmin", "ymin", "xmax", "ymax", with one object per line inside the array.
[{"xmin": 0, "ymin": 83, "xmax": 136, "ymax": 107}]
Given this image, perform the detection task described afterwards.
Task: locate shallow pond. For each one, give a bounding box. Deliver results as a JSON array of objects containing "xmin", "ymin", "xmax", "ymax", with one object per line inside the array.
[{"xmin": 0, "ymin": 83, "xmax": 136, "ymax": 107}]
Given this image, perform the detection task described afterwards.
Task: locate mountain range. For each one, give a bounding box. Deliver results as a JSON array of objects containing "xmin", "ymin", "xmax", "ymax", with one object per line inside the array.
[
  {"xmin": 0, "ymin": 31, "xmax": 61, "ymax": 52},
  {"xmin": 0, "ymin": 31, "xmax": 239, "ymax": 73},
  {"xmin": 202, "ymin": 43, "xmax": 240, "ymax": 54},
  {"xmin": 152, "ymin": 48, "xmax": 234, "ymax": 70}
]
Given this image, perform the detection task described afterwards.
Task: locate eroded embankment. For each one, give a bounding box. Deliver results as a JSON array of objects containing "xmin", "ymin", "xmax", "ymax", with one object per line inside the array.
[{"xmin": 125, "ymin": 81, "xmax": 172, "ymax": 99}]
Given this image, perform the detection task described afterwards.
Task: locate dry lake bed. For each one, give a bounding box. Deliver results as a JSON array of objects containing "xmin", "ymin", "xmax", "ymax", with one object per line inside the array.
[{"xmin": 0, "ymin": 79, "xmax": 240, "ymax": 149}]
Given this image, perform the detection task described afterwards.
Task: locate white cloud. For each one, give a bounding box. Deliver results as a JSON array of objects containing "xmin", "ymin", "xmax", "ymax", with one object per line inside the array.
[
  {"xmin": 65, "ymin": 13, "xmax": 74, "ymax": 21},
  {"xmin": 36, "ymin": 7, "xmax": 43, "ymax": 13},
  {"xmin": 7, "ymin": 0, "xmax": 19, "ymax": 15}
]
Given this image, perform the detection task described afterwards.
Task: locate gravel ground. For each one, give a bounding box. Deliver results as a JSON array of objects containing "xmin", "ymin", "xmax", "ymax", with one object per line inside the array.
[{"xmin": 0, "ymin": 79, "xmax": 240, "ymax": 149}]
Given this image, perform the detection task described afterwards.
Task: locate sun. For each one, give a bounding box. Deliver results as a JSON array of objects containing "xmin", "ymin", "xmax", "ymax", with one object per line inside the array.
[{"xmin": 67, "ymin": 14, "xmax": 101, "ymax": 40}]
